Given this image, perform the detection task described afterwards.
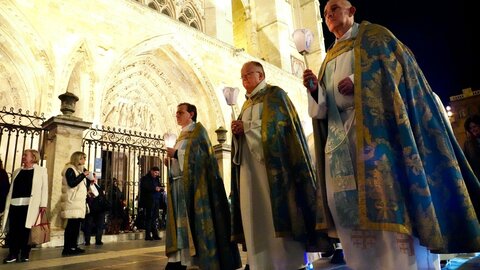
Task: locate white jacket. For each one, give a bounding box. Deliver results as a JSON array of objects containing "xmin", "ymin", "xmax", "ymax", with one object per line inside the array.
[
  {"xmin": 1, "ymin": 164, "xmax": 48, "ymax": 230},
  {"xmin": 60, "ymin": 165, "xmax": 87, "ymax": 219}
]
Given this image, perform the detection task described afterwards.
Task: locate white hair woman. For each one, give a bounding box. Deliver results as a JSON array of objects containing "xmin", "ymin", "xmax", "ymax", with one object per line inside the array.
[{"xmin": 2, "ymin": 149, "xmax": 48, "ymax": 263}]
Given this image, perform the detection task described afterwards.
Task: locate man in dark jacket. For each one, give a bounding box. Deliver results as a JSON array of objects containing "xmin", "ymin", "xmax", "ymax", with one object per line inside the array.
[
  {"xmin": 139, "ymin": 166, "xmax": 161, "ymax": 240},
  {"xmin": 107, "ymin": 178, "xmax": 125, "ymax": 234},
  {"xmin": 464, "ymin": 115, "xmax": 480, "ymax": 179},
  {"xmin": 0, "ymin": 158, "xmax": 9, "ymax": 214},
  {"xmin": 158, "ymin": 187, "xmax": 167, "ymax": 229}
]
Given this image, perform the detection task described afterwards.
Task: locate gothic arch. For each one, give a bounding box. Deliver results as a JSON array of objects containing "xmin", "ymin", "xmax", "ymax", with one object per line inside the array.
[
  {"xmin": 101, "ymin": 35, "xmax": 225, "ymax": 137},
  {"xmin": 59, "ymin": 40, "xmax": 96, "ymax": 120},
  {"xmin": 0, "ymin": 4, "xmax": 55, "ymax": 114},
  {"xmin": 231, "ymin": 0, "xmax": 259, "ymax": 57}
]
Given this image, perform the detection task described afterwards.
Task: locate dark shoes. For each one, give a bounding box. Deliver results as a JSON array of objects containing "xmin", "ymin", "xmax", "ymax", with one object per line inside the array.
[
  {"xmin": 85, "ymin": 241, "xmax": 102, "ymax": 246},
  {"xmin": 3, "ymin": 255, "xmax": 17, "ymax": 264},
  {"xmin": 321, "ymin": 248, "xmax": 335, "ymax": 258},
  {"xmin": 165, "ymin": 262, "xmax": 187, "ymax": 270},
  {"xmin": 62, "ymin": 247, "xmax": 85, "ymax": 256},
  {"xmin": 330, "ymin": 249, "xmax": 345, "ymax": 264},
  {"xmin": 3, "ymin": 254, "xmax": 29, "ymax": 263},
  {"xmin": 146, "ymin": 235, "xmax": 161, "ymax": 241},
  {"xmin": 244, "ymin": 264, "xmax": 250, "ymax": 270}
]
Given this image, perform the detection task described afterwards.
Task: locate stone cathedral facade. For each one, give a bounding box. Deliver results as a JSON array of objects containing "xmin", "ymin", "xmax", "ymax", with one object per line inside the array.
[
  {"xmin": 0, "ymin": 0, "xmax": 326, "ymax": 233},
  {"xmin": 0, "ymin": 0, "xmax": 326, "ymax": 137}
]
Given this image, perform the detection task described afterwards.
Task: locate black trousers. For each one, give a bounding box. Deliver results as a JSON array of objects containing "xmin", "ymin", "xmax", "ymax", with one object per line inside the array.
[
  {"xmin": 159, "ymin": 207, "xmax": 167, "ymax": 229},
  {"xmin": 64, "ymin": 218, "xmax": 82, "ymax": 250},
  {"xmin": 7, "ymin": 205, "xmax": 31, "ymax": 258},
  {"xmin": 83, "ymin": 211, "xmax": 105, "ymax": 243},
  {"xmin": 144, "ymin": 201, "xmax": 160, "ymax": 238}
]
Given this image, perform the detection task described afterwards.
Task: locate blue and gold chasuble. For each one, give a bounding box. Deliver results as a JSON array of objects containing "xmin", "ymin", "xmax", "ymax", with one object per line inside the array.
[
  {"xmin": 165, "ymin": 122, "xmax": 241, "ymax": 270},
  {"xmin": 316, "ymin": 21, "xmax": 480, "ymax": 253},
  {"xmin": 230, "ymin": 85, "xmax": 332, "ymax": 252}
]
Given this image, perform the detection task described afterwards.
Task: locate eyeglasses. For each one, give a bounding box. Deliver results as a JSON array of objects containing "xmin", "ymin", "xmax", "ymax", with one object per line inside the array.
[{"xmin": 241, "ymin": 71, "xmax": 261, "ymax": 80}]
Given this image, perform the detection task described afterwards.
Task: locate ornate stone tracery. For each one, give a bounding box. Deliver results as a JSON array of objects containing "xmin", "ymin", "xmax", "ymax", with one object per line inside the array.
[
  {"xmin": 0, "ymin": 62, "xmax": 23, "ymax": 109},
  {"xmin": 101, "ymin": 56, "xmax": 175, "ymax": 134},
  {"xmin": 0, "ymin": 0, "xmax": 315, "ymax": 144},
  {"xmin": 142, "ymin": 0, "xmax": 203, "ymax": 30},
  {"xmin": 147, "ymin": 0, "xmax": 175, "ymax": 16},
  {"xmin": 0, "ymin": 4, "xmax": 54, "ymax": 114}
]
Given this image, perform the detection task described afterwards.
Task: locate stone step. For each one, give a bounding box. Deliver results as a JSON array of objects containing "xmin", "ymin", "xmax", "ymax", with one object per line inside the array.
[{"xmin": 38, "ymin": 229, "xmax": 165, "ymax": 248}]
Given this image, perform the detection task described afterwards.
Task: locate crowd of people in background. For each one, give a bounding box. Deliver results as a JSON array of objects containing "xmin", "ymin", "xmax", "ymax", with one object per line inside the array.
[{"xmin": 0, "ymin": 148, "xmax": 169, "ymax": 263}]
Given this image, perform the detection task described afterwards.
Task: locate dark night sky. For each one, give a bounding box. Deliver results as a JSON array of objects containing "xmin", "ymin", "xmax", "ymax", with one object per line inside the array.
[{"xmin": 318, "ymin": 0, "xmax": 478, "ymax": 104}]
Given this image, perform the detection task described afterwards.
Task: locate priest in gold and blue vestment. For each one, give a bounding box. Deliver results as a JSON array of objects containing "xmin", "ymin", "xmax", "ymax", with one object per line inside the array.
[
  {"xmin": 165, "ymin": 103, "xmax": 241, "ymax": 270},
  {"xmin": 230, "ymin": 61, "xmax": 332, "ymax": 270},
  {"xmin": 303, "ymin": 0, "xmax": 480, "ymax": 269}
]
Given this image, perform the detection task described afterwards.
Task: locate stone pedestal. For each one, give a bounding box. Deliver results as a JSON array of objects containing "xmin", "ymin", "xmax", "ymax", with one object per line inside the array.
[
  {"xmin": 213, "ymin": 143, "xmax": 231, "ymax": 195},
  {"xmin": 42, "ymin": 115, "xmax": 92, "ymax": 232}
]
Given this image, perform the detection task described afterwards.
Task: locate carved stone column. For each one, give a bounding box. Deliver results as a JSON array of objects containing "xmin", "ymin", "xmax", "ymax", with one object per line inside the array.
[
  {"xmin": 41, "ymin": 92, "xmax": 91, "ymax": 246},
  {"xmin": 213, "ymin": 126, "xmax": 231, "ymax": 194},
  {"xmin": 254, "ymin": 0, "xmax": 293, "ymax": 68}
]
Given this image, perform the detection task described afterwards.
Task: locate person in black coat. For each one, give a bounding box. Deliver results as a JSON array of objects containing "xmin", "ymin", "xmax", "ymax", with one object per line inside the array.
[
  {"xmin": 158, "ymin": 187, "xmax": 167, "ymax": 229},
  {"xmin": 139, "ymin": 166, "xmax": 161, "ymax": 240},
  {"xmin": 106, "ymin": 178, "xmax": 124, "ymax": 234},
  {"xmin": 464, "ymin": 115, "xmax": 480, "ymax": 179},
  {"xmin": 84, "ymin": 174, "xmax": 108, "ymax": 246},
  {"xmin": 0, "ymin": 158, "xmax": 10, "ymax": 249},
  {"xmin": 0, "ymin": 158, "xmax": 10, "ymax": 214}
]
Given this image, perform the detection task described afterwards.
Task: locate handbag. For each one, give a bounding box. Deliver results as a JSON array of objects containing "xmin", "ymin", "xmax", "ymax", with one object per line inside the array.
[
  {"xmin": 29, "ymin": 211, "xmax": 50, "ymax": 245},
  {"xmin": 89, "ymin": 193, "xmax": 111, "ymax": 213}
]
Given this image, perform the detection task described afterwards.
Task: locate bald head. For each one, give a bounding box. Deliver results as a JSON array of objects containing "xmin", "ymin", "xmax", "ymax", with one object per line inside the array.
[
  {"xmin": 241, "ymin": 61, "xmax": 265, "ymax": 94},
  {"xmin": 324, "ymin": 0, "xmax": 356, "ymax": 39}
]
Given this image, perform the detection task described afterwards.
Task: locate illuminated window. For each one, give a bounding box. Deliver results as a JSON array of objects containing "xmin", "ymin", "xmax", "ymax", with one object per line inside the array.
[
  {"xmin": 179, "ymin": 5, "xmax": 202, "ymax": 30},
  {"xmin": 143, "ymin": 0, "xmax": 201, "ymax": 30},
  {"xmin": 148, "ymin": 2, "xmax": 158, "ymax": 10},
  {"xmin": 148, "ymin": 0, "xmax": 174, "ymax": 18}
]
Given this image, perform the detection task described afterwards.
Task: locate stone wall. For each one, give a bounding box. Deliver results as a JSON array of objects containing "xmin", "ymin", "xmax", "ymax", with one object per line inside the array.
[{"xmin": 0, "ymin": 0, "xmax": 319, "ymax": 138}]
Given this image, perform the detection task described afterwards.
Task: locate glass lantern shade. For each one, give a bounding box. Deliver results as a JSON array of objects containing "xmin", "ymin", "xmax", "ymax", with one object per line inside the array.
[
  {"xmin": 163, "ymin": 132, "xmax": 177, "ymax": 148},
  {"xmin": 223, "ymin": 87, "xmax": 240, "ymax": 106},
  {"xmin": 292, "ymin": 28, "xmax": 314, "ymax": 55}
]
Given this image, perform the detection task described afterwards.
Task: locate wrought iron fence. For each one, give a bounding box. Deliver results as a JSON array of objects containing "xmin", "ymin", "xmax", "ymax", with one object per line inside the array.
[
  {"xmin": 0, "ymin": 107, "xmax": 47, "ymax": 173},
  {"xmin": 82, "ymin": 125, "xmax": 166, "ymax": 233},
  {"xmin": 0, "ymin": 106, "xmax": 48, "ymax": 246}
]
